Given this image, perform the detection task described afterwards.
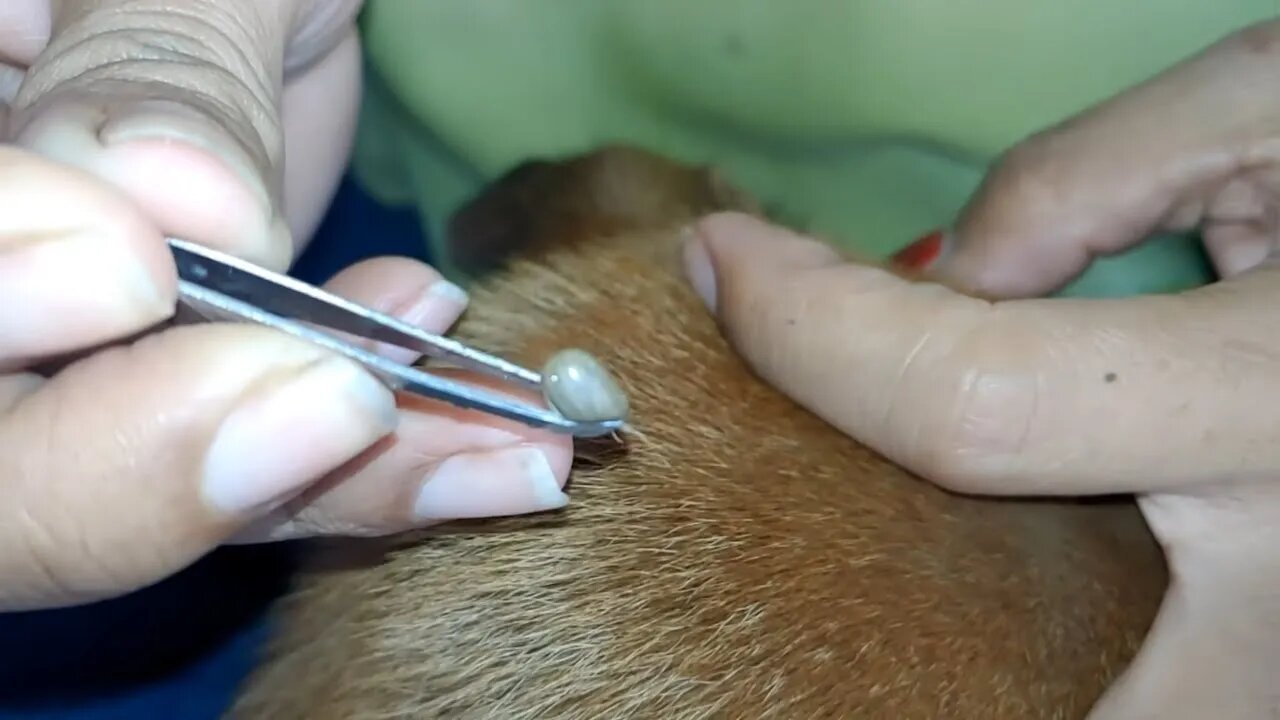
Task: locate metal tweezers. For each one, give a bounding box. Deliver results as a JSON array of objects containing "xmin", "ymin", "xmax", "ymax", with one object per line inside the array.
[{"xmin": 168, "ymin": 238, "xmax": 624, "ymax": 438}]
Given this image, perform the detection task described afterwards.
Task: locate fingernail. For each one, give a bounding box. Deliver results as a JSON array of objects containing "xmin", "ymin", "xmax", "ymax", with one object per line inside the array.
[
  {"xmin": 0, "ymin": 231, "xmax": 171, "ymax": 357},
  {"xmin": 418, "ymin": 278, "xmax": 470, "ymax": 323},
  {"xmin": 414, "ymin": 446, "xmax": 568, "ymax": 521},
  {"xmin": 891, "ymin": 229, "xmax": 948, "ymax": 271},
  {"xmin": 100, "ymin": 100, "xmax": 273, "ymax": 214},
  {"xmin": 376, "ymin": 279, "xmax": 470, "ymax": 365},
  {"xmin": 5, "ymin": 229, "xmax": 167, "ymax": 313},
  {"xmin": 202, "ymin": 357, "xmax": 398, "ymax": 515},
  {"xmin": 681, "ymin": 227, "xmax": 718, "ymax": 313}
]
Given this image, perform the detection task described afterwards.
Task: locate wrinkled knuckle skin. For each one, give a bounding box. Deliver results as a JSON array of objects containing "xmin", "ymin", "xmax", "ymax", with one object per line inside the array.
[
  {"xmin": 2, "ymin": 504, "xmax": 166, "ymax": 610},
  {"xmin": 0, "ymin": 507, "xmax": 74, "ymax": 610},
  {"xmin": 0, "ymin": 470, "xmax": 122, "ymax": 611},
  {"xmin": 0, "ymin": 397, "xmax": 148, "ymax": 610},
  {"xmin": 894, "ymin": 399, "xmax": 996, "ymax": 498},
  {"xmin": 13, "ymin": 3, "xmax": 284, "ymax": 181},
  {"xmin": 902, "ymin": 328, "xmax": 1040, "ymax": 496}
]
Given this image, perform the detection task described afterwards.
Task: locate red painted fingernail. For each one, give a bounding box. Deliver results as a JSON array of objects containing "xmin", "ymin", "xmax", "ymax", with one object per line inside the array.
[{"xmin": 891, "ymin": 230, "xmax": 945, "ymax": 271}]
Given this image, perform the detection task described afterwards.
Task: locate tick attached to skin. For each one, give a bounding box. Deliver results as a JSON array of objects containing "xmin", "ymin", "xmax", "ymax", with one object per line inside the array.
[{"xmin": 541, "ymin": 348, "xmax": 630, "ymax": 423}]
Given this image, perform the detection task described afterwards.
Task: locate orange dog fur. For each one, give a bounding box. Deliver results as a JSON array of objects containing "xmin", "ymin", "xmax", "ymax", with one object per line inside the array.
[{"xmin": 228, "ymin": 147, "xmax": 1168, "ymax": 719}]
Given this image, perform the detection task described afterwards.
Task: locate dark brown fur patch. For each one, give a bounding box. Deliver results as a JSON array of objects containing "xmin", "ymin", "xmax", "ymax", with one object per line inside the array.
[{"xmin": 229, "ymin": 148, "xmax": 1166, "ymax": 720}]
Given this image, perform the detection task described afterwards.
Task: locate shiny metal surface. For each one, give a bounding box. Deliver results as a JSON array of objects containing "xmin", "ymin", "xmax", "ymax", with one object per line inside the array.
[{"xmin": 169, "ymin": 238, "xmax": 625, "ymax": 437}]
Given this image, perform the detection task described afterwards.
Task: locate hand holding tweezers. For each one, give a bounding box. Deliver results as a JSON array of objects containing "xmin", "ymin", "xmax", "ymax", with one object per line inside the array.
[{"xmin": 168, "ymin": 238, "xmax": 626, "ymax": 438}]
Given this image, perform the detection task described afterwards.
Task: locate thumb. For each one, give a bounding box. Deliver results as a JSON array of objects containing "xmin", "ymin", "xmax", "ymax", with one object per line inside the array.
[
  {"xmin": 4, "ymin": 0, "xmax": 361, "ymax": 270},
  {"xmin": 893, "ymin": 20, "xmax": 1280, "ymax": 298},
  {"xmin": 0, "ymin": 323, "xmax": 398, "ymax": 611}
]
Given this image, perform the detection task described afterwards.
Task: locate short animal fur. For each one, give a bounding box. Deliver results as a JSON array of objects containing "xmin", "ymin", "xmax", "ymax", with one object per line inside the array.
[{"xmin": 229, "ymin": 147, "xmax": 1167, "ymax": 719}]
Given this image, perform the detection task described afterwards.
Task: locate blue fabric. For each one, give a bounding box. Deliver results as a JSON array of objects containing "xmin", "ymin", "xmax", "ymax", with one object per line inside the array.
[{"xmin": 0, "ymin": 175, "xmax": 431, "ymax": 719}]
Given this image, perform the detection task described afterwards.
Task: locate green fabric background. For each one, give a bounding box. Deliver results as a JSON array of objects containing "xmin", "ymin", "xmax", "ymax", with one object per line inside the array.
[{"xmin": 351, "ymin": 1, "xmax": 1278, "ymax": 296}]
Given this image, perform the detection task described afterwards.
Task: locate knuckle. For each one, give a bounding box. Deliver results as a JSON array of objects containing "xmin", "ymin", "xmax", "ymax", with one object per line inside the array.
[
  {"xmin": 0, "ymin": 452, "xmax": 113, "ymax": 608},
  {"xmin": 0, "ymin": 399, "xmax": 130, "ymax": 609},
  {"xmin": 15, "ymin": 2, "xmax": 283, "ymax": 170},
  {"xmin": 897, "ymin": 313, "xmax": 1043, "ymax": 495},
  {"xmin": 957, "ymin": 144, "xmax": 1047, "ymax": 252},
  {"xmin": 1, "ymin": 506, "xmax": 76, "ymax": 609},
  {"xmin": 953, "ymin": 134, "xmax": 1070, "ymax": 296},
  {"xmin": 980, "ymin": 135, "xmax": 1062, "ymax": 218}
]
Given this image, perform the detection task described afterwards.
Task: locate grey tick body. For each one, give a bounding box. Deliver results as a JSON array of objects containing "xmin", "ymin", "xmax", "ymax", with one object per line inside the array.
[{"xmin": 541, "ymin": 348, "xmax": 630, "ymax": 424}]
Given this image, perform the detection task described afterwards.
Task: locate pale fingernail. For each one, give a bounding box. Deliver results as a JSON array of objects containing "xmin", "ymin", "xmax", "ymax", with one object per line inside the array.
[
  {"xmin": 100, "ymin": 100, "xmax": 273, "ymax": 213},
  {"xmin": 414, "ymin": 446, "xmax": 568, "ymax": 521},
  {"xmin": 681, "ymin": 228, "xmax": 718, "ymax": 313},
  {"xmin": 376, "ymin": 279, "xmax": 470, "ymax": 365},
  {"xmin": 0, "ymin": 231, "xmax": 169, "ymax": 356},
  {"xmin": 425, "ymin": 277, "xmax": 470, "ymax": 310},
  {"xmin": 202, "ymin": 357, "xmax": 398, "ymax": 516},
  {"xmin": 4, "ymin": 229, "xmax": 167, "ymax": 309}
]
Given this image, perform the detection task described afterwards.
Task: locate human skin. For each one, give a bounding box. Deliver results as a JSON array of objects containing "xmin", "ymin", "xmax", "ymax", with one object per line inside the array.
[{"xmin": 0, "ymin": 0, "xmax": 573, "ymax": 611}]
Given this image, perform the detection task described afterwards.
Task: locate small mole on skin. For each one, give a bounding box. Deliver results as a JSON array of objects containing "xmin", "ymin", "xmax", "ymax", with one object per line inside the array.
[
  {"xmin": 1104, "ymin": 372, "xmax": 1117, "ymax": 383},
  {"xmin": 541, "ymin": 348, "xmax": 630, "ymax": 423}
]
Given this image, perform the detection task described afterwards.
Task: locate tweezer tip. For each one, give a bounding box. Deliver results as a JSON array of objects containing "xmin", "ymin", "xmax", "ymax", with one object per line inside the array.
[{"xmin": 567, "ymin": 420, "xmax": 626, "ymax": 438}]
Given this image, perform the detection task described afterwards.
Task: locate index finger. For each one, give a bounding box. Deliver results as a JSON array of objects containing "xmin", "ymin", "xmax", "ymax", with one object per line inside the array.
[{"xmin": 688, "ymin": 211, "xmax": 1280, "ymax": 497}]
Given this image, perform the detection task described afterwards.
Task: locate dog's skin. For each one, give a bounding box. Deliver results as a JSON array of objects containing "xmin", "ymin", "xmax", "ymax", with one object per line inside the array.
[{"xmin": 229, "ymin": 147, "xmax": 1167, "ymax": 719}]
